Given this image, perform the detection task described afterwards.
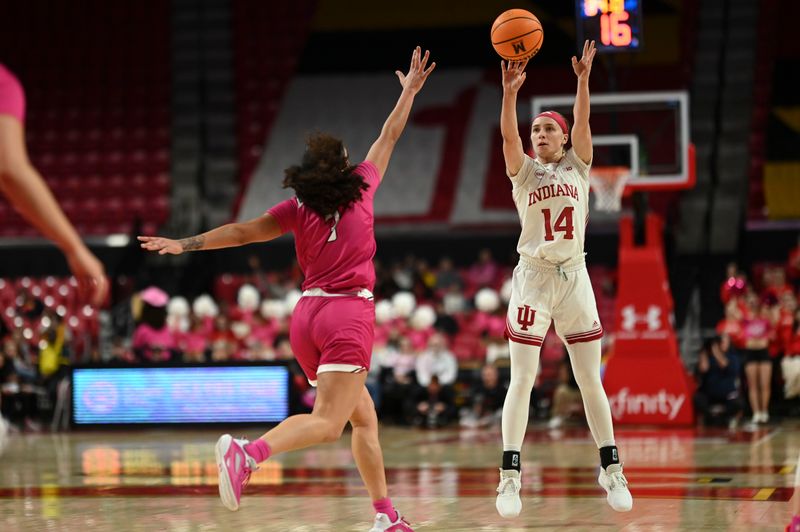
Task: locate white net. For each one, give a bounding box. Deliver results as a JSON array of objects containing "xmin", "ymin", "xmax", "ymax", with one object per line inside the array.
[{"xmin": 589, "ymin": 167, "xmax": 630, "ymax": 213}]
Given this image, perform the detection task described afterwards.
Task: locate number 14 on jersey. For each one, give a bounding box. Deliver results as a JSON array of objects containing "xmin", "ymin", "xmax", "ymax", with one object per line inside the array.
[{"xmin": 542, "ymin": 207, "xmax": 574, "ymax": 241}]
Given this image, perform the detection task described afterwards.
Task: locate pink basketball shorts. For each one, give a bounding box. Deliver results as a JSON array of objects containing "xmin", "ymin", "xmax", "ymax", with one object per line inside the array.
[
  {"xmin": 0, "ymin": 65, "xmax": 26, "ymax": 123},
  {"xmin": 290, "ymin": 294, "xmax": 375, "ymax": 386}
]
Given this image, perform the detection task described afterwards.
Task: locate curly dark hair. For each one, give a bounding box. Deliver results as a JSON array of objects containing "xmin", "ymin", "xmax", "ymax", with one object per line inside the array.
[{"xmin": 282, "ymin": 132, "xmax": 368, "ymax": 218}]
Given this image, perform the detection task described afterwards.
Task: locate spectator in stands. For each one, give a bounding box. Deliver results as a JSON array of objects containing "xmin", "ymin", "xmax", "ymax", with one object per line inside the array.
[
  {"xmin": 467, "ymin": 248, "xmax": 499, "ymax": 288},
  {"xmin": 3, "ymin": 335, "xmax": 36, "ymax": 383},
  {"xmin": 209, "ymin": 314, "xmax": 236, "ymax": 362},
  {"xmin": 0, "ymin": 339, "xmax": 39, "ymax": 430},
  {"xmin": 441, "ymin": 284, "xmax": 467, "ymax": 316},
  {"xmin": 788, "ymin": 238, "xmax": 800, "ymax": 290},
  {"xmin": 409, "ymin": 375, "xmax": 456, "ymax": 428},
  {"xmin": 741, "ymin": 298, "xmax": 774, "ymax": 424},
  {"xmin": 0, "ymin": 64, "xmax": 108, "ymax": 307},
  {"xmin": 38, "ymin": 315, "xmax": 69, "ymax": 384},
  {"xmin": 789, "ymin": 309, "xmax": 800, "ymax": 357},
  {"xmin": 373, "ymin": 259, "xmax": 399, "ymax": 299},
  {"xmin": 717, "ymin": 299, "xmax": 744, "ymax": 349},
  {"xmin": 381, "ymin": 336, "xmax": 418, "ymax": 424},
  {"xmin": 435, "ymin": 257, "xmax": 463, "ymax": 292},
  {"xmin": 246, "ymin": 254, "xmax": 271, "ymax": 297},
  {"xmin": 415, "ymin": 333, "xmax": 457, "ymax": 387},
  {"xmin": 433, "ymin": 301, "xmax": 460, "ymax": 337},
  {"xmin": 413, "ymin": 258, "xmax": 436, "ymax": 301},
  {"xmin": 694, "ymin": 336, "xmax": 742, "ymax": 429},
  {"xmin": 460, "ymin": 364, "xmax": 507, "ymax": 428},
  {"xmin": 131, "ymin": 286, "xmax": 175, "ymax": 363},
  {"xmin": 720, "ymin": 262, "xmax": 747, "ymax": 305},
  {"xmin": 179, "ymin": 316, "xmax": 209, "ymax": 363},
  {"xmin": 764, "ymin": 266, "xmax": 793, "ymax": 301},
  {"xmin": 391, "ymin": 256, "xmax": 416, "ymax": 291},
  {"xmin": 548, "ymin": 355, "xmax": 583, "ymax": 429}
]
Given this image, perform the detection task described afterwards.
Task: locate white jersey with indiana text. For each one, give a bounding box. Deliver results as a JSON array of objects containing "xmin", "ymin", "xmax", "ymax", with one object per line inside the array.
[{"xmin": 508, "ymin": 148, "xmax": 591, "ymax": 264}]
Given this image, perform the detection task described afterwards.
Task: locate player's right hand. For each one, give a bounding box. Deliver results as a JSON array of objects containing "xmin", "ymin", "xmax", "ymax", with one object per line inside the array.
[
  {"xmin": 396, "ymin": 46, "xmax": 436, "ymax": 95},
  {"xmin": 138, "ymin": 235, "xmax": 183, "ymax": 255},
  {"xmin": 501, "ymin": 59, "xmax": 528, "ymax": 94}
]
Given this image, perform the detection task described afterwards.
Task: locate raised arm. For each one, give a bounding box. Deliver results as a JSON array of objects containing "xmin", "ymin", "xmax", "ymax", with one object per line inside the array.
[
  {"xmin": 138, "ymin": 214, "xmax": 283, "ymax": 255},
  {"xmin": 366, "ymin": 46, "xmax": 436, "ymax": 179},
  {"xmin": 571, "ymin": 40, "xmax": 597, "ymax": 165},
  {"xmin": 0, "ymin": 116, "xmax": 108, "ymax": 307},
  {"xmin": 500, "ymin": 59, "xmax": 528, "ymax": 176}
]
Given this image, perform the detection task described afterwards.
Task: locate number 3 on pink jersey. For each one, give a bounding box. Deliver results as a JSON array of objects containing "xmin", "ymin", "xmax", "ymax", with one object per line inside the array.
[{"xmin": 327, "ymin": 212, "xmax": 341, "ymax": 243}]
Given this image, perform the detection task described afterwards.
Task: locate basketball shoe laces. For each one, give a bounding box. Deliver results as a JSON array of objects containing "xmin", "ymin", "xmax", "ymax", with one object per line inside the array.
[
  {"xmin": 604, "ymin": 466, "xmax": 628, "ymax": 491},
  {"xmin": 496, "ymin": 475, "xmax": 519, "ymax": 495},
  {"xmin": 372, "ymin": 512, "xmax": 410, "ymax": 530},
  {"xmin": 235, "ymin": 437, "xmax": 259, "ymax": 489}
]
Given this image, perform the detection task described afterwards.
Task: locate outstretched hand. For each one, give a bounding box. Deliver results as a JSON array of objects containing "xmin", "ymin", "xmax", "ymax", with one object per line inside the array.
[
  {"xmin": 396, "ymin": 46, "xmax": 436, "ymax": 94},
  {"xmin": 138, "ymin": 235, "xmax": 184, "ymax": 255},
  {"xmin": 65, "ymin": 246, "xmax": 109, "ymax": 307},
  {"xmin": 501, "ymin": 58, "xmax": 529, "ymax": 94},
  {"xmin": 572, "ymin": 39, "xmax": 597, "ymax": 80}
]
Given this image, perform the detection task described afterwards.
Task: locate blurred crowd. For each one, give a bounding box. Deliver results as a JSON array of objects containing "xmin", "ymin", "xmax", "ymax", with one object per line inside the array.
[
  {"xmin": 694, "ymin": 243, "xmax": 800, "ymax": 428},
  {"xmin": 1, "ymin": 250, "xmax": 530, "ymax": 431},
  {"xmin": 8, "ymin": 242, "xmax": 799, "ymax": 433}
]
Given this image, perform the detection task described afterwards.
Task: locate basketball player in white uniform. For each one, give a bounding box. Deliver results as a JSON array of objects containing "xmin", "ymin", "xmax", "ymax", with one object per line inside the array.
[{"xmin": 495, "ymin": 40, "xmax": 633, "ymax": 517}]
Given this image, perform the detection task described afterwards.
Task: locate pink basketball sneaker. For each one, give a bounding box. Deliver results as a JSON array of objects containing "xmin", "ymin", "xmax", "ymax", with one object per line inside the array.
[
  {"xmin": 369, "ymin": 511, "xmax": 414, "ymax": 531},
  {"xmin": 215, "ymin": 434, "xmax": 258, "ymax": 511}
]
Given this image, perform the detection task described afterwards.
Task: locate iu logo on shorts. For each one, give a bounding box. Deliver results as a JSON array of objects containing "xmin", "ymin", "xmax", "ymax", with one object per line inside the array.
[{"xmin": 516, "ymin": 305, "xmax": 536, "ymax": 331}]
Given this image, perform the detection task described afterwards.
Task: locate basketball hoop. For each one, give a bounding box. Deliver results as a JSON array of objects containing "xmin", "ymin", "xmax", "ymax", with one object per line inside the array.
[{"xmin": 589, "ymin": 166, "xmax": 629, "ymax": 213}]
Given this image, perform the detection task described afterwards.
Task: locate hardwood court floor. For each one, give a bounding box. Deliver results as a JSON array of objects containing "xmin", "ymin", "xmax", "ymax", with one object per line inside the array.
[{"xmin": 0, "ymin": 422, "xmax": 796, "ymax": 531}]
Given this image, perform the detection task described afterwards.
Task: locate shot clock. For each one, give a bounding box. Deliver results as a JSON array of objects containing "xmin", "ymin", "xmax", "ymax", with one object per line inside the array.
[{"xmin": 576, "ymin": 0, "xmax": 643, "ymax": 52}]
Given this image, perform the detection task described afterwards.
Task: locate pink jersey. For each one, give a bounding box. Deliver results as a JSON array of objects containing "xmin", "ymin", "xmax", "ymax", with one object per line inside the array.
[
  {"xmin": 268, "ymin": 161, "xmax": 381, "ymax": 293},
  {"xmin": 0, "ymin": 64, "xmax": 26, "ymax": 123}
]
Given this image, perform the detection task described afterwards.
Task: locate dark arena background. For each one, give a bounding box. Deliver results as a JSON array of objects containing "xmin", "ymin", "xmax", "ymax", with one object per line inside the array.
[{"xmin": 0, "ymin": 0, "xmax": 799, "ymax": 530}]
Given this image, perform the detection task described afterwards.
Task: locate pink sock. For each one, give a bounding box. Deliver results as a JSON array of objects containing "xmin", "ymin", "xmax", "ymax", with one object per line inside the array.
[
  {"xmin": 373, "ymin": 497, "xmax": 397, "ymax": 522},
  {"xmin": 244, "ymin": 439, "xmax": 271, "ymax": 464}
]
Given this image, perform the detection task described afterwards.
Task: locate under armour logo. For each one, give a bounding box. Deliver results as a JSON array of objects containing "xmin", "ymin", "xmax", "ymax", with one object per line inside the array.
[
  {"xmin": 516, "ymin": 305, "xmax": 536, "ymax": 331},
  {"xmin": 621, "ymin": 305, "xmax": 661, "ymax": 331},
  {"xmin": 612, "ymin": 448, "xmax": 618, "ymax": 461},
  {"xmin": 511, "ymin": 455, "xmax": 519, "ymax": 467}
]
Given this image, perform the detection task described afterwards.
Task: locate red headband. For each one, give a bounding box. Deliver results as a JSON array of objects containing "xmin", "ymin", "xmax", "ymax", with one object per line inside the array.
[{"xmin": 534, "ymin": 111, "xmax": 568, "ymax": 134}]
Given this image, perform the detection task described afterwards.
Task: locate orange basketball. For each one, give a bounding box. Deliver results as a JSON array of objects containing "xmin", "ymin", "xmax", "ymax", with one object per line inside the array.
[{"xmin": 491, "ymin": 9, "xmax": 543, "ymax": 61}]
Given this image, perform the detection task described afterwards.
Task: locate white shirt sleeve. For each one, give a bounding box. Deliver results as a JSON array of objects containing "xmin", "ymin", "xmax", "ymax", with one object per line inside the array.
[
  {"xmin": 438, "ymin": 352, "xmax": 459, "ymax": 386},
  {"xmin": 415, "ymin": 354, "xmax": 432, "ymax": 387},
  {"xmin": 507, "ymin": 154, "xmax": 535, "ymax": 188},
  {"xmin": 566, "ymin": 148, "xmax": 592, "ymax": 181}
]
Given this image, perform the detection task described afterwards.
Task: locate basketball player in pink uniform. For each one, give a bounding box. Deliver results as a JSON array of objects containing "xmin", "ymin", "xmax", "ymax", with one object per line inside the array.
[
  {"xmin": 0, "ymin": 63, "xmax": 108, "ymax": 306},
  {"xmin": 139, "ymin": 46, "xmax": 435, "ymax": 532},
  {"xmin": 494, "ymin": 40, "xmax": 633, "ymax": 517}
]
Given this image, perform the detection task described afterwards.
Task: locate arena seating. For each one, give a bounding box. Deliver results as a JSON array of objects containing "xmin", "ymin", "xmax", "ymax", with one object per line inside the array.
[
  {"xmin": 0, "ymin": 0, "xmax": 171, "ymax": 236},
  {"xmin": 231, "ymin": 0, "xmax": 316, "ymax": 214}
]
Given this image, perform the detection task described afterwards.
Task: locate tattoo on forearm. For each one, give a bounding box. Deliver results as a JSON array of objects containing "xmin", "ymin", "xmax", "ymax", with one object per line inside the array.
[{"xmin": 180, "ymin": 235, "xmax": 205, "ymax": 251}]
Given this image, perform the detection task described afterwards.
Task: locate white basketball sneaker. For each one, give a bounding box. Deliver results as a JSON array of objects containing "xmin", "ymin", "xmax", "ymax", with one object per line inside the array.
[
  {"xmin": 495, "ymin": 469, "xmax": 522, "ymax": 518},
  {"xmin": 598, "ymin": 463, "xmax": 633, "ymax": 512}
]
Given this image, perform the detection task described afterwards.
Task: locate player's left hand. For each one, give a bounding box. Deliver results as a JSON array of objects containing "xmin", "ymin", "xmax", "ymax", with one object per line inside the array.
[
  {"xmin": 138, "ymin": 235, "xmax": 184, "ymax": 255},
  {"xmin": 65, "ymin": 246, "xmax": 109, "ymax": 308},
  {"xmin": 572, "ymin": 39, "xmax": 597, "ymax": 80}
]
